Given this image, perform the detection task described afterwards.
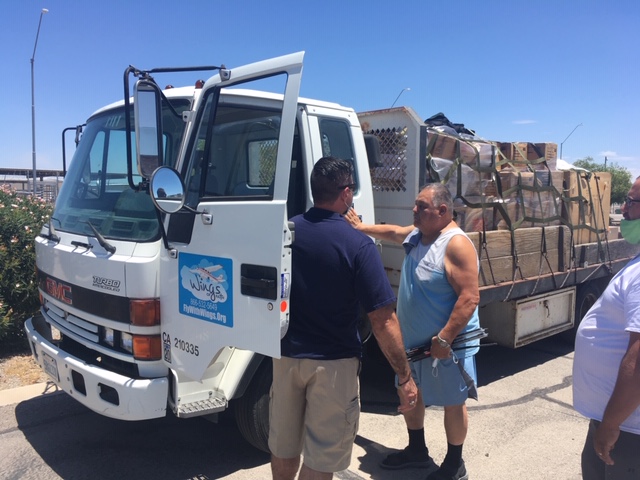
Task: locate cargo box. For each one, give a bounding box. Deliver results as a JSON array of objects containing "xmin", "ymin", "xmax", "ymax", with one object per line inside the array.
[{"xmin": 562, "ymin": 171, "xmax": 611, "ymax": 244}]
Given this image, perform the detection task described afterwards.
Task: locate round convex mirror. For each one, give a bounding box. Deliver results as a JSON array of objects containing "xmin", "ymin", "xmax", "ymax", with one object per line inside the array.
[{"xmin": 150, "ymin": 166, "xmax": 185, "ymax": 214}]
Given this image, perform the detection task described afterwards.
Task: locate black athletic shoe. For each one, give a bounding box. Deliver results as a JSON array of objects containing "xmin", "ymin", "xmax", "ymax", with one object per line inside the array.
[
  {"xmin": 380, "ymin": 446, "xmax": 436, "ymax": 470},
  {"xmin": 426, "ymin": 460, "xmax": 468, "ymax": 480}
]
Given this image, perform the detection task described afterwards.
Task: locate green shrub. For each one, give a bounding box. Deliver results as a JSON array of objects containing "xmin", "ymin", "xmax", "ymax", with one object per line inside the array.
[{"xmin": 0, "ymin": 187, "xmax": 53, "ymax": 352}]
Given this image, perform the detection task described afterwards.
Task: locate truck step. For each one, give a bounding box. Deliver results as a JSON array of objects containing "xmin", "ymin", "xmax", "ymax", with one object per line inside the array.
[{"xmin": 176, "ymin": 396, "xmax": 228, "ymax": 418}]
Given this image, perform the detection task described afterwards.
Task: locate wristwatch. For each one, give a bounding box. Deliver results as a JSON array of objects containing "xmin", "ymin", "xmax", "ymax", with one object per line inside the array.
[{"xmin": 436, "ymin": 333, "xmax": 451, "ymax": 349}]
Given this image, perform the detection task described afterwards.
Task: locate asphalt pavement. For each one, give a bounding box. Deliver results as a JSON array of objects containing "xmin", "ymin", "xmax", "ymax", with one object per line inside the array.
[{"xmin": 0, "ymin": 337, "xmax": 587, "ymax": 479}]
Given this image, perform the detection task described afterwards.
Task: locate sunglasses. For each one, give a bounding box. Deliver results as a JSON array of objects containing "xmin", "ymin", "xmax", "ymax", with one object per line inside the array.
[
  {"xmin": 337, "ymin": 183, "xmax": 356, "ymax": 192},
  {"xmin": 624, "ymin": 196, "xmax": 640, "ymax": 208}
]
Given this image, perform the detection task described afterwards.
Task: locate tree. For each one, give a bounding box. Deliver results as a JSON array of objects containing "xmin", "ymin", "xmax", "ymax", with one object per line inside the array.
[{"xmin": 572, "ymin": 157, "xmax": 632, "ymax": 204}]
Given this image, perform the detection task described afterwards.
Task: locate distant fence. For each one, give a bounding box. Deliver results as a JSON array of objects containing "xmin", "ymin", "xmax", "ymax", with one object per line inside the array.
[{"xmin": 0, "ymin": 168, "xmax": 64, "ymax": 203}]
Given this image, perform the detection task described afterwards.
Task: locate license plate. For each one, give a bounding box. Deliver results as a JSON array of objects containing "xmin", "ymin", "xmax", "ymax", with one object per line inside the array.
[{"xmin": 43, "ymin": 352, "xmax": 59, "ymax": 381}]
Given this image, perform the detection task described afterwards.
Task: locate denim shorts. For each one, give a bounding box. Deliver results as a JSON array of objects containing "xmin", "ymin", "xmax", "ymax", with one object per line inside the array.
[{"xmin": 408, "ymin": 354, "xmax": 477, "ymax": 406}]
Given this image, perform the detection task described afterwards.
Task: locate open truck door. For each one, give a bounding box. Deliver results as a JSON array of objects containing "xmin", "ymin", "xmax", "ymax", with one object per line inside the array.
[{"xmin": 146, "ymin": 52, "xmax": 304, "ymax": 381}]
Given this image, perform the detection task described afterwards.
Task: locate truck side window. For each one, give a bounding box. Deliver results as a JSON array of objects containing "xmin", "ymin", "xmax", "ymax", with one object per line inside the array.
[
  {"xmin": 287, "ymin": 135, "xmax": 306, "ymax": 218},
  {"xmin": 183, "ymin": 94, "xmax": 284, "ymax": 204},
  {"xmin": 318, "ymin": 118, "xmax": 357, "ymax": 189}
]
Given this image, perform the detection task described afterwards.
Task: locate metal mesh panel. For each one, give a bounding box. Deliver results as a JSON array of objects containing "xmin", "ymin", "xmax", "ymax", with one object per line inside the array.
[
  {"xmin": 251, "ymin": 139, "xmax": 277, "ymax": 186},
  {"xmin": 365, "ymin": 126, "xmax": 408, "ymax": 192}
]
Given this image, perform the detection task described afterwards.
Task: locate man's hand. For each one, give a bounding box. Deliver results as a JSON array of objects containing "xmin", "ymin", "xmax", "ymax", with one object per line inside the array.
[
  {"xmin": 430, "ymin": 335, "xmax": 453, "ymax": 359},
  {"xmin": 343, "ymin": 207, "xmax": 362, "ymax": 229},
  {"xmin": 396, "ymin": 377, "xmax": 418, "ymax": 413},
  {"xmin": 593, "ymin": 421, "xmax": 619, "ymax": 465}
]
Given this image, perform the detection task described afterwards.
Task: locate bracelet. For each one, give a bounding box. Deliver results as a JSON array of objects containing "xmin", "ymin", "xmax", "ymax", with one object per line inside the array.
[{"xmin": 398, "ymin": 376, "xmax": 412, "ymax": 386}]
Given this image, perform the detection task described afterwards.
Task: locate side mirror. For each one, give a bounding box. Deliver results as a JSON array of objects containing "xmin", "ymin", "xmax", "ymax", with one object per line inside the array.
[
  {"xmin": 364, "ymin": 134, "xmax": 383, "ymax": 168},
  {"xmin": 150, "ymin": 166, "xmax": 185, "ymax": 214},
  {"xmin": 134, "ymin": 80, "xmax": 164, "ymax": 178}
]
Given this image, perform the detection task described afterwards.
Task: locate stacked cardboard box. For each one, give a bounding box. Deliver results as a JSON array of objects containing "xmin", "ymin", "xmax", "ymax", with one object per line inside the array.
[
  {"xmin": 497, "ymin": 142, "xmax": 558, "ymax": 171},
  {"xmin": 426, "ymin": 128, "xmax": 611, "ymax": 247},
  {"xmin": 494, "ymin": 170, "xmax": 563, "ymax": 228},
  {"xmin": 428, "ymin": 131, "xmax": 496, "ymax": 170},
  {"xmin": 453, "ymin": 197, "xmax": 499, "ymax": 232},
  {"xmin": 563, "ymin": 171, "xmax": 611, "ymax": 244}
]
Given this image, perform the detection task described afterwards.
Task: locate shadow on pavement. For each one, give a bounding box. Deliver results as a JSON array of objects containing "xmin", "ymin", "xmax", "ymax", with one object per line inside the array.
[
  {"xmin": 359, "ymin": 335, "xmax": 575, "ymax": 414},
  {"xmin": 12, "ymin": 335, "xmax": 575, "ymax": 478},
  {"xmin": 15, "ymin": 393, "xmax": 268, "ymax": 480}
]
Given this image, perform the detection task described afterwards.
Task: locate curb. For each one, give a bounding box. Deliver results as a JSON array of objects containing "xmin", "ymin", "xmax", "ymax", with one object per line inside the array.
[{"xmin": 0, "ymin": 381, "xmax": 60, "ymax": 407}]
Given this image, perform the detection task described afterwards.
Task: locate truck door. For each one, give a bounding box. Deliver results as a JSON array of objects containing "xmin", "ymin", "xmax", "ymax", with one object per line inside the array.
[{"xmin": 160, "ymin": 53, "xmax": 303, "ymax": 381}]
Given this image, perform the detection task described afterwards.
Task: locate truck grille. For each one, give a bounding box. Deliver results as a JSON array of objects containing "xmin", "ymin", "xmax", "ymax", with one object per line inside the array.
[
  {"xmin": 42, "ymin": 299, "xmax": 139, "ymax": 378},
  {"xmin": 45, "ymin": 301, "xmax": 99, "ymax": 343}
]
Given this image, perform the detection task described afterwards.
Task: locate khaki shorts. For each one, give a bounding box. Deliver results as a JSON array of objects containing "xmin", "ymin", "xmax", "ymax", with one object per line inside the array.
[{"xmin": 268, "ymin": 356, "xmax": 360, "ymax": 473}]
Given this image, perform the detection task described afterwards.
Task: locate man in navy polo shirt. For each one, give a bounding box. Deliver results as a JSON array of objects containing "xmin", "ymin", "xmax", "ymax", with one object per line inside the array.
[{"xmin": 269, "ymin": 156, "xmax": 417, "ymax": 480}]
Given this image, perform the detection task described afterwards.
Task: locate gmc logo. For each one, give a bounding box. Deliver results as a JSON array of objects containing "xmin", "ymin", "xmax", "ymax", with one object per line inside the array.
[{"xmin": 45, "ymin": 278, "xmax": 73, "ymax": 305}]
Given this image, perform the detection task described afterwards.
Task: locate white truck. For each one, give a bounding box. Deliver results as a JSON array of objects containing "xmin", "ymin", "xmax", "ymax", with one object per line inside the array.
[{"xmin": 25, "ymin": 52, "xmax": 640, "ymax": 452}]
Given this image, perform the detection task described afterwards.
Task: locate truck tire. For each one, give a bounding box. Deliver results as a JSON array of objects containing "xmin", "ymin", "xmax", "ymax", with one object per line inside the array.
[
  {"xmin": 562, "ymin": 281, "xmax": 605, "ymax": 344},
  {"xmin": 234, "ymin": 358, "xmax": 272, "ymax": 453}
]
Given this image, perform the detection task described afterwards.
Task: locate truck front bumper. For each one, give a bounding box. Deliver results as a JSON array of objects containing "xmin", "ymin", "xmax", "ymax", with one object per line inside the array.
[{"xmin": 24, "ymin": 314, "xmax": 169, "ymax": 421}]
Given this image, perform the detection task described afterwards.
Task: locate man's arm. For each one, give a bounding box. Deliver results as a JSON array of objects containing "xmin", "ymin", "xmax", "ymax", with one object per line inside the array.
[
  {"xmin": 343, "ymin": 208, "xmax": 413, "ymax": 245},
  {"xmin": 594, "ymin": 331, "xmax": 640, "ymax": 465},
  {"xmin": 368, "ymin": 304, "xmax": 418, "ymax": 412},
  {"xmin": 431, "ymin": 234, "xmax": 480, "ymax": 358}
]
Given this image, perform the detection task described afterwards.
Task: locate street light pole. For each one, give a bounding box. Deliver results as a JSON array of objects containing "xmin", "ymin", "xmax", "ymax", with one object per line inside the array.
[
  {"xmin": 559, "ymin": 122, "xmax": 582, "ymax": 159},
  {"xmin": 31, "ymin": 8, "xmax": 49, "ymax": 196},
  {"xmin": 391, "ymin": 87, "xmax": 410, "ymax": 108}
]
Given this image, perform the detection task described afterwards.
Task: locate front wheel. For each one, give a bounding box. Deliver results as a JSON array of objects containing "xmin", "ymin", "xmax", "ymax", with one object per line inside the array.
[{"xmin": 234, "ymin": 358, "xmax": 272, "ymax": 453}]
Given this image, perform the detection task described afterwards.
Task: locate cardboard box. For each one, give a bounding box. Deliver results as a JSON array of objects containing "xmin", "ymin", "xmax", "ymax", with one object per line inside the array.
[
  {"xmin": 496, "ymin": 171, "xmax": 562, "ymax": 227},
  {"xmin": 459, "ymin": 141, "xmax": 496, "ymax": 169},
  {"xmin": 428, "ymin": 131, "xmax": 457, "ymax": 161},
  {"xmin": 453, "ymin": 196, "xmax": 498, "ymax": 232},
  {"xmin": 527, "ymin": 142, "xmax": 557, "ymax": 162},
  {"xmin": 498, "ymin": 170, "xmax": 563, "ymax": 193},
  {"xmin": 432, "ymin": 158, "xmax": 494, "ymax": 198},
  {"xmin": 562, "ymin": 171, "xmax": 611, "ymax": 244},
  {"xmin": 497, "ymin": 142, "xmax": 558, "ymax": 171},
  {"xmin": 428, "ymin": 131, "xmax": 495, "ymax": 169}
]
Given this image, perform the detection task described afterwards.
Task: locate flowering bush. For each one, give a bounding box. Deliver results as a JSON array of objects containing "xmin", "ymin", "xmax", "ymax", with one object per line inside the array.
[{"xmin": 0, "ymin": 186, "xmax": 53, "ymax": 351}]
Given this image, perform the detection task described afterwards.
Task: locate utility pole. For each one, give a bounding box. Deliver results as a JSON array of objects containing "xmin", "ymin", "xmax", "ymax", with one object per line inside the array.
[
  {"xmin": 559, "ymin": 123, "xmax": 583, "ymax": 159},
  {"xmin": 31, "ymin": 8, "xmax": 49, "ymax": 196},
  {"xmin": 391, "ymin": 87, "xmax": 410, "ymax": 108}
]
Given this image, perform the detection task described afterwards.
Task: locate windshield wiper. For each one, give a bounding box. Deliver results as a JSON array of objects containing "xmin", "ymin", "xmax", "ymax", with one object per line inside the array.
[
  {"xmin": 84, "ymin": 221, "xmax": 116, "ymax": 254},
  {"xmin": 42, "ymin": 217, "xmax": 61, "ymax": 243}
]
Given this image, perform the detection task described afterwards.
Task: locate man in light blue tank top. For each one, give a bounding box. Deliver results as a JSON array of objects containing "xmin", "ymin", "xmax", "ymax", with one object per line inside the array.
[{"xmin": 346, "ymin": 183, "xmax": 480, "ymax": 480}]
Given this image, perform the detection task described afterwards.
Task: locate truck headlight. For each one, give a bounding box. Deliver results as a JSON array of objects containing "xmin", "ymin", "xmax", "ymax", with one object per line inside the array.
[
  {"xmin": 120, "ymin": 332, "xmax": 133, "ymax": 353},
  {"xmin": 103, "ymin": 327, "xmax": 115, "ymax": 347}
]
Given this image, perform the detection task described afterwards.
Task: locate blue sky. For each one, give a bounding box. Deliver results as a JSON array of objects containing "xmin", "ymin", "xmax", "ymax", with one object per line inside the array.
[{"xmin": 2, "ymin": 1, "xmax": 639, "ymax": 180}]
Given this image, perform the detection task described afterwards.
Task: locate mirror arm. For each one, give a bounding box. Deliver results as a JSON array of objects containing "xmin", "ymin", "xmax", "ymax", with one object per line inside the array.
[
  {"xmin": 154, "ymin": 207, "xmax": 172, "ymax": 251},
  {"xmin": 181, "ymin": 204, "xmax": 205, "ymax": 215},
  {"xmin": 124, "ymin": 66, "xmax": 138, "ymax": 191}
]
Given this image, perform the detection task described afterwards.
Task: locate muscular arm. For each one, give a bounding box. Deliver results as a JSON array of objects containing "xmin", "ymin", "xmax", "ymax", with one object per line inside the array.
[
  {"xmin": 594, "ymin": 331, "xmax": 640, "ymax": 465},
  {"xmin": 343, "ymin": 208, "xmax": 413, "ymax": 245},
  {"xmin": 368, "ymin": 304, "xmax": 418, "ymax": 412},
  {"xmin": 431, "ymin": 234, "xmax": 480, "ymax": 356}
]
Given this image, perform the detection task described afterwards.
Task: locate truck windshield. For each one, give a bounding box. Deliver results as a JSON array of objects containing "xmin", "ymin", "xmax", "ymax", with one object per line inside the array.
[{"xmin": 51, "ymin": 97, "xmax": 190, "ymax": 242}]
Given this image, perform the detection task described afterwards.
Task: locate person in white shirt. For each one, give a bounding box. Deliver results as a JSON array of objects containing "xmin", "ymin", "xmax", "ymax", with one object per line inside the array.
[{"xmin": 573, "ymin": 175, "xmax": 640, "ymax": 480}]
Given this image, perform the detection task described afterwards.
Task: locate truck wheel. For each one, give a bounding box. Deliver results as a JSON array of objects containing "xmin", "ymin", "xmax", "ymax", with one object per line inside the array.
[
  {"xmin": 234, "ymin": 358, "xmax": 272, "ymax": 453},
  {"xmin": 562, "ymin": 282, "xmax": 604, "ymax": 344}
]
